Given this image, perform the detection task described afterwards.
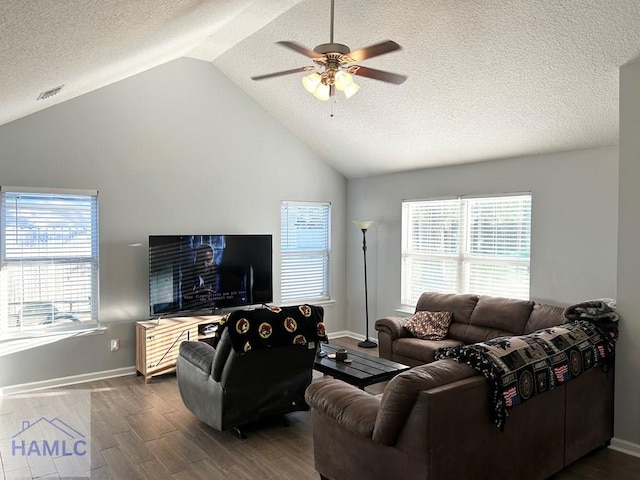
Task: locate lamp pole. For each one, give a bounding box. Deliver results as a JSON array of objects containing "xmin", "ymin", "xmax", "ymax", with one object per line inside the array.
[{"xmin": 354, "ymin": 221, "xmax": 377, "ymax": 348}]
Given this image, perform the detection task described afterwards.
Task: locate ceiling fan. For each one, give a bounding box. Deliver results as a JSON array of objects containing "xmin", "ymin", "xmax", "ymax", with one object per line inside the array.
[{"xmin": 251, "ymin": 0, "xmax": 407, "ymax": 101}]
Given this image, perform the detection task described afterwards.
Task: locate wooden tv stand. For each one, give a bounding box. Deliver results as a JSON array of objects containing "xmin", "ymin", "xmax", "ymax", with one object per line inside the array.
[{"xmin": 136, "ymin": 315, "xmax": 223, "ymax": 383}]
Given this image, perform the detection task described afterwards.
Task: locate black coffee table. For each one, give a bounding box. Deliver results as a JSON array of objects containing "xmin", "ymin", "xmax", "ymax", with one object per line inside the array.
[{"xmin": 314, "ymin": 343, "xmax": 410, "ymax": 389}]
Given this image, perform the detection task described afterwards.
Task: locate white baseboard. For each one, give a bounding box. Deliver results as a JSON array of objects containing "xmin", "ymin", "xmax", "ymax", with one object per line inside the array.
[
  {"xmin": 327, "ymin": 330, "xmax": 351, "ymax": 340},
  {"xmin": 0, "ymin": 366, "xmax": 136, "ymax": 397},
  {"xmin": 328, "ymin": 331, "xmax": 378, "ymax": 343},
  {"xmin": 609, "ymin": 437, "xmax": 640, "ymax": 458}
]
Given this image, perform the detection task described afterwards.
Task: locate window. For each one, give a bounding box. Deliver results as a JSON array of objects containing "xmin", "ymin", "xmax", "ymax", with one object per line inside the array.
[
  {"xmin": 1, "ymin": 187, "xmax": 99, "ymax": 338},
  {"xmin": 281, "ymin": 201, "xmax": 331, "ymax": 303},
  {"xmin": 401, "ymin": 194, "xmax": 531, "ymax": 308}
]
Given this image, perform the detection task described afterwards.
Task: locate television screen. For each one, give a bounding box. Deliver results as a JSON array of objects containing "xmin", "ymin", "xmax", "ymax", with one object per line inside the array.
[{"xmin": 149, "ymin": 234, "xmax": 273, "ymax": 316}]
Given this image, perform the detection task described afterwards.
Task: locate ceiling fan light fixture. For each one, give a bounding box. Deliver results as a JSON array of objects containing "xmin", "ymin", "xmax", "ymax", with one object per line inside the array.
[
  {"xmin": 313, "ymin": 83, "xmax": 331, "ymax": 101},
  {"xmin": 250, "ymin": 1, "xmax": 406, "ymax": 104},
  {"xmin": 302, "ymin": 72, "xmax": 322, "ymax": 93},
  {"xmin": 334, "ymin": 71, "xmax": 353, "ymax": 91},
  {"xmin": 343, "ymin": 81, "xmax": 360, "ymax": 99}
]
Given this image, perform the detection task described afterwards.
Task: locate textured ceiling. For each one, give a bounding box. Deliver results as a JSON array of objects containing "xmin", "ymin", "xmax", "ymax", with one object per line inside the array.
[
  {"xmin": 0, "ymin": 0, "xmax": 297, "ymax": 125},
  {"xmin": 2, "ymin": 1, "xmax": 640, "ymax": 178}
]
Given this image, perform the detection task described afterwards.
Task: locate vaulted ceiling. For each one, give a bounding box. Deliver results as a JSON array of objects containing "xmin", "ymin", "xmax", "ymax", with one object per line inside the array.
[{"xmin": 2, "ymin": 0, "xmax": 640, "ymax": 178}]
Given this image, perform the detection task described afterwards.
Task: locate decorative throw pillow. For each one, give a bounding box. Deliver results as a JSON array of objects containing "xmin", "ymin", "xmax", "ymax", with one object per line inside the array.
[{"xmin": 404, "ymin": 310, "xmax": 453, "ymax": 340}]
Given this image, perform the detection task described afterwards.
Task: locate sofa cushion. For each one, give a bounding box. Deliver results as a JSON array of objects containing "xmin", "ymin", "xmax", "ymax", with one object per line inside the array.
[
  {"xmin": 415, "ymin": 292, "xmax": 479, "ymax": 324},
  {"xmin": 464, "ymin": 295, "xmax": 534, "ymax": 336},
  {"xmin": 447, "ymin": 323, "xmax": 523, "ymax": 344},
  {"xmin": 404, "ymin": 311, "xmax": 453, "ymax": 340},
  {"xmin": 524, "ymin": 303, "xmax": 566, "ymax": 333}
]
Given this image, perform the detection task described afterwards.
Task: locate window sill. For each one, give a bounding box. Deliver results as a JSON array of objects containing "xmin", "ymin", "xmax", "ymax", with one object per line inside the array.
[
  {"xmin": 280, "ymin": 299, "xmax": 336, "ymax": 307},
  {"xmin": 394, "ymin": 306, "xmax": 414, "ymax": 317},
  {"xmin": 1, "ymin": 325, "xmax": 105, "ymax": 342},
  {"xmin": 0, "ymin": 326, "xmax": 106, "ymax": 357}
]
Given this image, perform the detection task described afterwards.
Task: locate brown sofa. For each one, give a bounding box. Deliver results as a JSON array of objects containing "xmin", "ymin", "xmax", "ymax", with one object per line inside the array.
[
  {"xmin": 304, "ymin": 292, "xmax": 614, "ymax": 480},
  {"xmin": 375, "ymin": 292, "xmax": 569, "ymax": 367}
]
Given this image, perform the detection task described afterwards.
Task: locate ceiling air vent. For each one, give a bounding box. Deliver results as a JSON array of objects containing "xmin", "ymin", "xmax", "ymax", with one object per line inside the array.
[{"xmin": 37, "ymin": 85, "xmax": 64, "ymax": 101}]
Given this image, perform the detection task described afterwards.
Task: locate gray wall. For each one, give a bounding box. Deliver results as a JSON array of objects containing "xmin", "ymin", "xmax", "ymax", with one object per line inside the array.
[
  {"xmin": 346, "ymin": 146, "xmax": 618, "ymax": 345},
  {"xmin": 617, "ymin": 61, "xmax": 640, "ymax": 447},
  {"xmin": 0, "ymin": 58, "xmax": 347, "ymax": 388}
]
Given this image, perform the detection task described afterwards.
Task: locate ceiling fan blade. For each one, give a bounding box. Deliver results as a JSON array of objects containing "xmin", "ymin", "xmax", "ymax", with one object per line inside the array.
[
  {"xmin": 350, "ymin": 65, "xmax": 407, "ymax": 85},
  {"xmin": 277, "ymin": 41, "xmax": 321, "ymax": 59},
  {"xmin": 251, "ymin": 66, "xmax": 313, "ymax": 81},
  {"xmin": 345, "ymin": 40, "xmax": 402, "ymax": 62}
]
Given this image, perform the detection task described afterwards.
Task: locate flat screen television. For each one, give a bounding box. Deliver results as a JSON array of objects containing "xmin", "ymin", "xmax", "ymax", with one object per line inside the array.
[{"xmin": 149, "ymin": 234, "xmax": 273, "ymax": 317}]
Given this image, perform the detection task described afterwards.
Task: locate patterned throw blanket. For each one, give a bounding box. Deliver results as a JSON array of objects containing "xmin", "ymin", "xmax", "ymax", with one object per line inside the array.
[
  {"xmin": 564, "ymin": 298, "xmax": 619, "ymax": 339},
  {"xmin": 220, "ymin": 304, "xmax": 327, "ymax": 354},
  {"xmin": 435, "ymin": 321, "xmax": 615, "ymax": 430}
]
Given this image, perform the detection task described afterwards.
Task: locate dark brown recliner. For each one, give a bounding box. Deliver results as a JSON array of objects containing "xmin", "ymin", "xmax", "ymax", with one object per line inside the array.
[{"xmin": 177, "ymin": 305, "xmax": 324, "ymax": 435}]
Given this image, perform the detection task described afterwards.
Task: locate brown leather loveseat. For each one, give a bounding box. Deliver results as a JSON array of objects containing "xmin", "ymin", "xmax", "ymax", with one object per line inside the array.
[{"xmin": 305, "ymin": 293, "xmax": 614, "ymax": 480}]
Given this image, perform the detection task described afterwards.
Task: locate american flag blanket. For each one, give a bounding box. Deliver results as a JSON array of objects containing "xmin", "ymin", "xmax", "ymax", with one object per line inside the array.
[{"xmin": 435, "ymin": 321, "xmax": 615, "ymax": 430}]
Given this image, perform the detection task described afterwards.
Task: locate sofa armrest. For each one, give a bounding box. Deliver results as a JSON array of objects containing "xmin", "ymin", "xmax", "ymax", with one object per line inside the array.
[
  {"xmin": 375, "ymin": 316, "xmax": 410, "ymax": 340},
  {"xmin": 373, "ymin": 360, "xmax": 478, "ymax": 446},
  {"xmin": 305, "ymin": 379, "xmax": 380, "ymax": 438},
  {"xmin": 178, "ymin": 341, "xmax": 215, "ymax": 374},
  {"xmin": 375, "ymin": 316, "xmax": 411, "ymax": 360}
]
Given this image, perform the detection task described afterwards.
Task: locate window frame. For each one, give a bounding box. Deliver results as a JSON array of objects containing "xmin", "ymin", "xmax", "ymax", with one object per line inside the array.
[
  {"xmin": 0, "ymin": 186, "xmax": 100, "ymax": 340},
  {"xmin": 401, "ymin": 193, "xmax": 531, "ymax": 308},
  {"xmin": 280, "ymin": 201, "xmax": 331, "ymax": 303}
]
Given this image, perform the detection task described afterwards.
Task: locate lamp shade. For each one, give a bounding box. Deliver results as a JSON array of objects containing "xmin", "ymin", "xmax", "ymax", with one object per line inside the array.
[
  {"xmin": 334, "ymin": 71, "xmax": 353, "ymax": 91},
  {"xmin": 302, "ymin": 73, "xmax": 322, "ymax": 93},
  {"xmin": 344, "ymin": 81, "xmax": 360, "ymax": 99},
  {"xmin": 313, "ymin": 83, "xmax": 331, "ymax": 101},
  {"xmin": 353, "ymin": 220, "xmax": 374, "ymax": 230}
]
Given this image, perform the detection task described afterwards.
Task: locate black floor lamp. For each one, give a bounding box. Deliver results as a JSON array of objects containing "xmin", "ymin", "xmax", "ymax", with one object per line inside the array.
[{"xmin": 354, "ymin": 220, "xmax": 377, "ymax": 348}]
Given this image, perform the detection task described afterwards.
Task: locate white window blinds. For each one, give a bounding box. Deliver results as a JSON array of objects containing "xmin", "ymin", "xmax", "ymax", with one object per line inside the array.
[
  {"xmin": 281, "ymin": 201, "xmax": 331, "ymax": 302},
  {"xmin": 1, "ymin": 188, "xmax": 99, "ymax": 338},
  {"xmin": 401, "ymin": 194, "xmax": 531, "ymax": 307}
]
